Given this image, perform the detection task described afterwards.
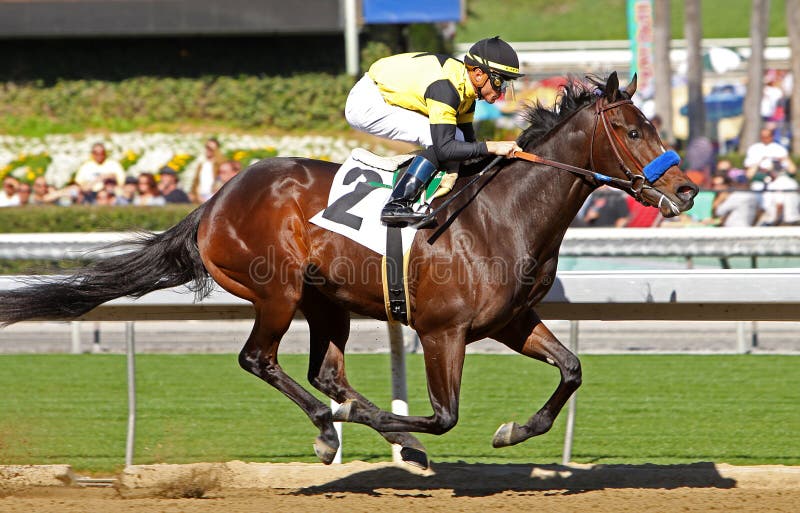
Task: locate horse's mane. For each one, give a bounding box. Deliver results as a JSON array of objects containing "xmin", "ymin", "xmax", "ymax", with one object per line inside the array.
[{"xmin": 516, "ymin": 75, "xmax": 609, "ymax": 149}]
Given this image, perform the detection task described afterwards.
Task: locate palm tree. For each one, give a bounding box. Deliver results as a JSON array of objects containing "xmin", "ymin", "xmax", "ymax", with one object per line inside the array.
[
  {"xmin": 740, "ymin": 0, "xmax": 771, "ymax": 150},
  {"xmin": 684, "ymin": 0, "xmax": 705, "ymax": 143},
  {"xmin": 787, "ymin": 0, "xmax": 800, "ymax": 154},
  {"xmin": 654, "ymin": 0, "xmax": 673, "ymax": 144}
]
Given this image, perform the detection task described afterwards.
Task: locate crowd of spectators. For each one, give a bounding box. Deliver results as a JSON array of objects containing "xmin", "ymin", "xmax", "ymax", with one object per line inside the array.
[
  {"xmin": 4, "ymin": 126, "xmax": 798, "ymax": 229},
  {"xmin": 0, "ymin": 138, "xmax": 241, "ymax": 208}
]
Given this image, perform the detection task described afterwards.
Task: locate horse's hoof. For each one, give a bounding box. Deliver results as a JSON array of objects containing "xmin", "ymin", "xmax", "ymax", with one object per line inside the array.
[
  {"xmin": 492, "ymin": 421, "xmax": 520, "ymax": 448},
  {"xmin": 400, "ymin": 446, "xmax": 429, "ymax": 470},
  {"xmin": 332, "ymin": 400, "xmax": 354, "ymax": 422},
  {"xmin": 313, "ymin": 436, "xmax": 339, "ymax": 465}
]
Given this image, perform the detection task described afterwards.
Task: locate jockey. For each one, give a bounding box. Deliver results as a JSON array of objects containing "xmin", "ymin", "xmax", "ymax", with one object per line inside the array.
[{"xmin": 345, "ymin": 36, "xmax": 525, "ymax": 226}]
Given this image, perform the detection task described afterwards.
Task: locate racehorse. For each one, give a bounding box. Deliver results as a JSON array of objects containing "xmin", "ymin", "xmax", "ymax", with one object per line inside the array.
[{"xmin": 0, "ymin": 72, "xmax": 697, "ymax": 469}]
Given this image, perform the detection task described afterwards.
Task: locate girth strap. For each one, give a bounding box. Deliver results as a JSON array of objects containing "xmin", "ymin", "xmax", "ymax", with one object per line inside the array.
[{"xmin": 383, "ymin": 226, "xmax": 408, "ymax": 325}]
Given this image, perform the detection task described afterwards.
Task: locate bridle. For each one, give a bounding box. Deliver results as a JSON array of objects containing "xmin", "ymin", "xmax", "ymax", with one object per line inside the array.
[
  {"xmin": 412, "ymin": 94, "xmax": 682, "ymax": 228},
  {"xmin": 513, "ymin": 96, "xmax": 681, "ymax": 214},
  {"xmin": 592, "ymin": 99, "xmax": 646, "ymax": 199}
]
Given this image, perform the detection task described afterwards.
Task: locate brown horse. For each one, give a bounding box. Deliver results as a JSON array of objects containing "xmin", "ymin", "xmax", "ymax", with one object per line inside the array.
[{"xmin": 0, "ymin": 73, "xmax": 697, "ymax": 469}]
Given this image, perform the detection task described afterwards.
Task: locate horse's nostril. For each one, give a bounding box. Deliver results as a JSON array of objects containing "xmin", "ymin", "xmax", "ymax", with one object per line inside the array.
[{"xmin": 678, "ymin": 184, "xmax": 698, "ymax": 198}]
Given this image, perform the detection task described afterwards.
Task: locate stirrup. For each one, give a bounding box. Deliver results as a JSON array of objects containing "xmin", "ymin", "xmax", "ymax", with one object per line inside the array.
[
  {"xmin": 381, "ymin": 207, "xmax": 435, "ymax": 228},
  {"xmin": 381, "ymin": 210, "xmax": 423, "ymax": 226}
]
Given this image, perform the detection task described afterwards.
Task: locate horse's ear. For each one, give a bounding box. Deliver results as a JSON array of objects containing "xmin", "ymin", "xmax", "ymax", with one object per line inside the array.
[
  {"xmin": 625, "ymin": 73, "xmax": 638, "ymax": 98},
  {"xmin": 605, "ymin": 72, "xmax": 620, "ymax": 102}
]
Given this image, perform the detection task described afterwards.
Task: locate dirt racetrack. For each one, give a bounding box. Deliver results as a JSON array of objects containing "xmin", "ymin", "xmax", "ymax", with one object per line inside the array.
[{"xmin": 2, "ymin": 461, "xmax": 799, "ymax": 512}]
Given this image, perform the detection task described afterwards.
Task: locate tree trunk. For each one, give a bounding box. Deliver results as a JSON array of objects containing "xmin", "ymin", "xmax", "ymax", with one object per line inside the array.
[
  {"xmin": 684, "ymin": 0, "xmax": 705, "ymax": 143},
  {"xmin": 654, "ymin": 0, "xmax": 673, "ymax": 144},
  {"xmin": 740, "ymin": 0, "xmax": 771, "ymax": 150},
  {"xmin": 787, "ymin": 0, "xmax": 800, "ymax": 154}
]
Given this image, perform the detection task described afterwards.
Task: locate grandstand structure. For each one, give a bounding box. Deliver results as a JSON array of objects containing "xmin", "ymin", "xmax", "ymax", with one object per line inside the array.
[
  {"xmin": 0, "ymin": 0, "xmax": 349, "ymax": 80},
  {"xmin": 2, "ymin": 2, "xmax": 789, "ymax": 82},
  {"xmin": 0, "ymin": 0, "xmax": 468, "ymax": 81}
]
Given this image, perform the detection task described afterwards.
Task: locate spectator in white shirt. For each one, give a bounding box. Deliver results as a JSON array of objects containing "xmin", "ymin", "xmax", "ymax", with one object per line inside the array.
[
  {"xmin": 0, "ymin": 177, "xmax": 21, "ymax": 207},
  {"xmin": 744, "ymin": 128, "xmax": 796, "ymax": 181},
  {"xmin": 74, "ymin": 143, "xmax": 126, "ymax": 194},
  {"xmin": 758, "ymin": 159, "xmax": 800, "ymax": 225},
  {"xmin": 761, "ymin": 79, "xmax": 784, "ymax": 121},
  {"xmin": 712, "ymin": 174, "xmax": 759, "ymax": 227},
  {"xmin": 191, "ymin": 137, "xmax": 223, "ymax": 203}
]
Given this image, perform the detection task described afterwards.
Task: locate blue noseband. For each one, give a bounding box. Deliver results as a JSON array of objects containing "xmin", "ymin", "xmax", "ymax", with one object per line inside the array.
[{"xmin": 642, "ymin": 150, "xmax": 680, "ymax": 183}]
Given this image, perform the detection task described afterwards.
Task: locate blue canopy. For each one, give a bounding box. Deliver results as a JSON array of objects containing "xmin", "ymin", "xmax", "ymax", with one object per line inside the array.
[
  {"xmin": 680, "ymin": 91, "xmax": 743, "ymax": 121},
  {"xmin": 362, "ymin": 0, "xmax": 462, "ymax": 23}
]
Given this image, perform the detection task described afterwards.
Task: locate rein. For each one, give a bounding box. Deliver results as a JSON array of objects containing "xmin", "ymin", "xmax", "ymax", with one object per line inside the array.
[{"xmin": 511, "ymin": 150, "xmax": 632, "ymax": 189}]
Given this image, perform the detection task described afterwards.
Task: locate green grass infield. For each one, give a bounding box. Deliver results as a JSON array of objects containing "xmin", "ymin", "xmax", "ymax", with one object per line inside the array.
[
  {"xmin": 456, "ymin": 0, "xmax": 787, "ymax": 42},
  {"xmin": 0, "ymin": 353, "xmax": 797, "ymax": 474}
]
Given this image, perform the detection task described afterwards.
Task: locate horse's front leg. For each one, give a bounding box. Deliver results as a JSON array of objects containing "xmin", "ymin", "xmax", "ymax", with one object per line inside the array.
[
  {"xmin": 333, "ymin": 325, "xmax": 467, "ymax": 435},
  {"xmin": 490, "ymin": 309, "xmax": 582, "ymax": 447}
]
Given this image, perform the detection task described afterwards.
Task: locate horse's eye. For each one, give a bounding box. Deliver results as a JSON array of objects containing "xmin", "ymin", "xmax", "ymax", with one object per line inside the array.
[{"xmin": 628, "ymin": 129, "xmax": 640, "ymax": 139}]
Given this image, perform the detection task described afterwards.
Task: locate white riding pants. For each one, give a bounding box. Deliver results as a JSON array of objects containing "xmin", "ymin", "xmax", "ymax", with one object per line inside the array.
[{"xmin": 345, "ymin": 74, "xmax": 464, "ymax": 148}]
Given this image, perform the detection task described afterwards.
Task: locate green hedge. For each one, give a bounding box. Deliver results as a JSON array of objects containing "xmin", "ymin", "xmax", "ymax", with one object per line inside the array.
[
  {"xmin": 0, "ymin": 74, "xmax": 356, "ymax": 135},
  {"xmin": 0, "ymin": 205, "xmax": 196, "ymax": 233}
]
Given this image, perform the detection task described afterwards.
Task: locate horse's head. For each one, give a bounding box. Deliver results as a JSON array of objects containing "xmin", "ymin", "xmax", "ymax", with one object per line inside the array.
[{"xmin": 590, "ymin": 72, "xmax": 698, "ymax": 216}]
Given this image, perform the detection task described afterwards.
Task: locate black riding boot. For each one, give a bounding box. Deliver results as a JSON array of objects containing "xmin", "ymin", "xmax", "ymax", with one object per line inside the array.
[{"xmin": 381, "ymin": 155, "xmax": 437, "ymax": 226}]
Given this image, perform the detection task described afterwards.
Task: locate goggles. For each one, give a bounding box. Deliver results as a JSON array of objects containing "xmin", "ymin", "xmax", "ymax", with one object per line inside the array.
[
  {"xmin": 469, "ymin": 65, "xmax": 510, "ymax": 93},
  {"xmin": 488, "ymin": 72, "xmax": 508, "ymax": 93}
]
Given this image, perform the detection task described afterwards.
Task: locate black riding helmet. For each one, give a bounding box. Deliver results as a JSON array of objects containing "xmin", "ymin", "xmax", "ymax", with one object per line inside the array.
[{"xmin": 464, "ymin": 36, "xmax": 523, "ymax": 90}]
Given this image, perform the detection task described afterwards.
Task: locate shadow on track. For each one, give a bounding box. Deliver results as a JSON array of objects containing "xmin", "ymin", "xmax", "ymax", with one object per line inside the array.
[{"xmin": 291, "ymin": 462, "xmax": 735, "ymax": 497}]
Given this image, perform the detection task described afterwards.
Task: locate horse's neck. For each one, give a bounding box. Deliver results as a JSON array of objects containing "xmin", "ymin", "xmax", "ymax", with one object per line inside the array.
[{"xmin": 492, "ymin": 110, "xmax": 597, "ymax": 250}]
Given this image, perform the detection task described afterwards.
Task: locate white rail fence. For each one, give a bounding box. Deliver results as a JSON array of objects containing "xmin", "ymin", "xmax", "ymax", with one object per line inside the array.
[{"xmin": 3, "ymin": 226, "xmax": 800, "ymax": 260}]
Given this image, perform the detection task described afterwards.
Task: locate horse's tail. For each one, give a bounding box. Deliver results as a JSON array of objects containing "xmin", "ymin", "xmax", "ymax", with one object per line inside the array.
[{"xmin": 0, "ymin": 205, "xmax": 212, "ymax": 325}]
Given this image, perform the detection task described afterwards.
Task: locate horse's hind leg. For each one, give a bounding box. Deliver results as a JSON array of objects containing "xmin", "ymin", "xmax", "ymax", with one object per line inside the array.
[
  {"xmin": 490, "ymin": 309, "xmax": 582, "ymax": 448},
  {"xmin": 301, "ymin": 287, "xmax": 429, "ymax": 468},
  {"xmin": 238, "ymin": 301, "xmax": 340, "ymax": 464}
]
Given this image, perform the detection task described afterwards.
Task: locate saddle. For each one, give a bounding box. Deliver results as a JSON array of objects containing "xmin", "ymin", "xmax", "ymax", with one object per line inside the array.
[
  {"xmin": 350, "ymin": 148, "xmax": 458, "ymax": 204},
  {"xmin": 351, "ymin": 149, "xmax": 462, "ymax": 325}
]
